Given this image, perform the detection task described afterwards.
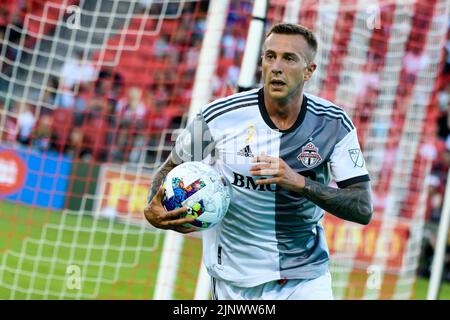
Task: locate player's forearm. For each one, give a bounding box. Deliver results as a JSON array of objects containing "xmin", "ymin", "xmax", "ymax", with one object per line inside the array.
[
  {"xmin": 299, "ymin": 179, "xmax": 373, "ymax": 225},
  {"xmin": 147, "ymin": 153, "xmax": 178, "ymax": 202}
]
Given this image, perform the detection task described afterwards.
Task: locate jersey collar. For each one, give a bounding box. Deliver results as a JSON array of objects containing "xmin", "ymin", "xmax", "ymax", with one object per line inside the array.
[{"xmin": 258, "ymin": 87, "xmax": 308, "ymax": 134}]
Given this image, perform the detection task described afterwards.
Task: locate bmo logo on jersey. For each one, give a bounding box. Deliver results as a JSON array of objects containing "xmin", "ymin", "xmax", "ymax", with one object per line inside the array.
[
  {"xmin": 0, "ymin": 150, "xmax": 26, "ymax": 195},
  {"xmin": 231, "ymin": 172, "xmax": 278, "ymax": 192}
]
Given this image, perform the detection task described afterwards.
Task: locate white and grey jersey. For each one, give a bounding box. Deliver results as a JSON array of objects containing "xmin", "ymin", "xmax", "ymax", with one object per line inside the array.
[{"xmin": 174, "ymin": 87, "xmax": 370, "ymax": 287}]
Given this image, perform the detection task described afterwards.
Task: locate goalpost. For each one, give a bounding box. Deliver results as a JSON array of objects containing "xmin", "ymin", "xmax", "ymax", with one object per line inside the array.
[
  {"xmin": 154, "ymin": 0, "xmax": 230, "ymax": 300},
  {"xmin": 0, "ymin": 0, "xmax": 448, "ymax": 300}
]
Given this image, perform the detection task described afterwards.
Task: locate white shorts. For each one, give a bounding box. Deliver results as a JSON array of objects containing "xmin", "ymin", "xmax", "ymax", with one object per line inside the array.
[{"xmin": 211, "ymin": 271, "xmax": 334, "ymax": 300}]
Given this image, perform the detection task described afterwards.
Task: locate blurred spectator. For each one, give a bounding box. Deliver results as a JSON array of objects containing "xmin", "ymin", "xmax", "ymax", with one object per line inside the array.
[
  {"xmin": 32, "ymin": 114, "xmax": 53, "ymax": 151},
  {"xmin": 437, "ymin": 84, "xmax": 450, "ymax": 140},
  {"xmin": 0, "ymin": 25, "xmax": 5, "ymax": 45},
  {"xmin": 57, "ymin": 52, "xmax": 96, "ymax": 110},
  {"xmin": 438, "ymin": 83, "xmax": 450, "ymax": 111},
  {"xmin": 355, "ymin": 62, "xmax": 380, "ymax": 98},
  {"xmin": 402, "ymin": 47, "xmax": 430, "ymax": 84},
  {"xmin": 96, "ymin": 67, "xmax": 124, "ymax": 114},
  {"xmin": 97, "ymin": 67, "xmax": 123, "ymax": 94},
  {"xmin": 221, "ymin": 27, "xmax": 245, "ymax": 62},
  {"xmin": 153, "ymin": 34, "xmax": 171, "ymax": 59},
  {"xmin": 425, "ymin": 173, "xmax": 444, "ymax": 223},
  {"xmin": 138, "ymin": 0, "xmax": 152, "ymax": 8},
  {"xmin": 227, "ymin": 1, "xmax": 251, "ymax": 27},
  {"xmin": 443, "ymin": 34, "xmax": 450, "ymax": 75},
  {"xmin": 418, "ymin": 226, "xmax": 437, "ymax": 278},
  {"xmin": 192, "ymin": 16, "xmax": 206, "ymax": 42},
  {"xmin": 59, "ymin": 50, "xmax": 98, "ymax": 89},
  {"xmin": 113, "ymin": 86, "xmax": 149, "ymax": 162},
  {"xmin": 115, "ymin": 86, "xmax": 148, "ymax": 122},
  {"xmin": 54, "ymin": 86, "xmax": 75, "ymax": 109},
  {"xmin": 432, "ymin": 132, "xmax": 450, "ymax": 184},
  {"xmin": 73, "ymin": 84, "xmax": 90, "ymax": 112},
  {"xmin": 221, "ymin": 30, "xmax": 238, "ymax": 61},
  {"xmin": 226, "ymin": 55, "xmax": 242, "ymax": 88},
  {"xmin": 79, "ymin": 110, "xmax": 109, "ymax": 161},
  {"xmin": 152, "ymin": 83, "xmax": 169, "ymax": 109},
  {"xmin": 66, "ymin": 126, "xmax": 84, "ymax": 158},
  {"xmin": 16, "ymin": 101, "xmax": 36, "ymax": 145},
  {"xmin": 185, "ymin": 37, "xmax": 201, "ymax": 68}
]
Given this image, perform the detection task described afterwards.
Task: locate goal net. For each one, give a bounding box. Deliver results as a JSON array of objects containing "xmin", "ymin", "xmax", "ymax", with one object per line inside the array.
[
  {"xmin": 296, "ymin": 0, "xmax": 448, "ymax": 299},
  {"xmin": 0, "ymin": 0, "xmax": 448, "ymax": 299},
  {"xmin": 0, "ymin": 0, "xmax": 208, "ymax": 299}
]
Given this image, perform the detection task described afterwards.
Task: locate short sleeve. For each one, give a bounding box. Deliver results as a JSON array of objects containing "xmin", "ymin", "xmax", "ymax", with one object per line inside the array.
[
  {"xmin": 329, "ymin": 129, "xmax": 370, "ymax": 188},
  {"xmin": 172, "ymin": 113, "xmax": 215, "ymax": 164}
]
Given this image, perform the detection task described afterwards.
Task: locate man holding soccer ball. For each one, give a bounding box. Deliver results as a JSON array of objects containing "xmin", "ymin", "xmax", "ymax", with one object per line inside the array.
[{"xmin": 144, "ymin": 23, "xmax": 373, "ymax": 300}]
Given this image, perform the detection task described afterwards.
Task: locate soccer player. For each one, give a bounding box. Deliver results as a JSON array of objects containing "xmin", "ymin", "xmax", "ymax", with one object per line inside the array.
[{"xmin": 144, "ymin": 23, "xmax": 373, "ymax": 300}]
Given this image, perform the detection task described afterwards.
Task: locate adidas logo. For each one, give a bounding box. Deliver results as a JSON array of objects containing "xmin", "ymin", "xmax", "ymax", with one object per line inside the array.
[{"xmin": 237, "ymin": 145, "xmax": 254, "ymax": 157}]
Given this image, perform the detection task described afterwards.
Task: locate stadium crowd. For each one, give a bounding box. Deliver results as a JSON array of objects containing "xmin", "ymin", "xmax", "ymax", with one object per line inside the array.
[
  {"xmin": 0, "ymin": 0, "xmax": 449, "ymax": 282},
  {"xmin": 419, "ymin": 22, "xmax": 450, "ymax": 281},
  {"xmin": 1, "ymin": 0, "xmax": 249, "ymax": 164}
]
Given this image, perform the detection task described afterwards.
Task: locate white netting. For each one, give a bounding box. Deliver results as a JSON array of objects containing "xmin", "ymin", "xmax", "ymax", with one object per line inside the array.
[
  {"xmin": 0, "ymin": 0, "xmax": 448, "ymax": 300},
  {"xmin": 0, "ymin": 0, "xmax": 204, "ymax": 299},
  {"xmin": 295, "ymin": 0, "xmax": 449, "ymax": 299}
]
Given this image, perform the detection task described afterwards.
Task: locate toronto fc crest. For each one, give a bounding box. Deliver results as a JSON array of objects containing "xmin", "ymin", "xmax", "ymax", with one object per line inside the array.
[{"xmin": 298, "ymin": 142, "xmax": 322, "ymax": 168}]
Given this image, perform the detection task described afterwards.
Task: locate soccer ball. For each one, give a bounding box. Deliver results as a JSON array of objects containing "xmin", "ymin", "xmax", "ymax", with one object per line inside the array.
[{"xmin": 162, "ymin": 161, "xmax": 230, "ymax": 230}]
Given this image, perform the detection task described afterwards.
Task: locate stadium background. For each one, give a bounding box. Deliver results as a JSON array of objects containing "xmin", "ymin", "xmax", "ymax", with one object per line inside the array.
[{"xmin": 0, "ymin": 0, "xmax": 449, "ymax": 299}]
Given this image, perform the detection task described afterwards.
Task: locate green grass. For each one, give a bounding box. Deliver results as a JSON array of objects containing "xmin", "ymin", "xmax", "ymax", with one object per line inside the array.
[
  {"xmin": 1, "ymin": 201, "xmax": 449, "ymax": 300},
  {"xmin": 414, "ymin": 277, "xmax": 450, "ymax": 300},
  {"xmin": 0, "ymin": 201, "xmax": 201, "ymax": 299}
]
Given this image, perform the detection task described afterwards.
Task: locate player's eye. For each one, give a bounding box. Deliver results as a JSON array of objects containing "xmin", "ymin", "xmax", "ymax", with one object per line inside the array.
[{"xmin": 285, "ymin": 55, "xmax": 296, "ymax": 62}]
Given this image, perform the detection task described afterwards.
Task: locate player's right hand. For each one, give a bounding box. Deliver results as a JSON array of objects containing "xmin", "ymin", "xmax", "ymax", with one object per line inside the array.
[{"xmin": 144, "ymin": 187, "xmax": 198, "ymax": 234}]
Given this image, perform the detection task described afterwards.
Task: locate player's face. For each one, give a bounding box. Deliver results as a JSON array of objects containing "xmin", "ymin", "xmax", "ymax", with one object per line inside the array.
[{"xmin": 262, "ymin": 33, "xmax": 316, "ymax": 103}]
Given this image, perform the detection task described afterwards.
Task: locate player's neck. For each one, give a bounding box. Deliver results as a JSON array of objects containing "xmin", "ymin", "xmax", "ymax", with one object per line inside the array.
[{"xmin": 264, "ymin": 91, "xmax": 304, "ymax": 130}]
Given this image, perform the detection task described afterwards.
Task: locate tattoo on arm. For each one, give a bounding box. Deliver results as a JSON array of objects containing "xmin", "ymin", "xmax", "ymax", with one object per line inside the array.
[
  {"xmin": 147, "ymin": 153, "xmax": 178, "ymax": 203},
  {"xmin": 300, "ymin": 180, "xmax": 373, "ymax": 225}
]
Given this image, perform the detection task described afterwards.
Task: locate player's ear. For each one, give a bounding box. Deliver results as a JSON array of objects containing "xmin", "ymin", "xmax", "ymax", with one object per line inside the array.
[{"xmin": 303, "ymin": 63, "xmax": 317, "ymax": 81}]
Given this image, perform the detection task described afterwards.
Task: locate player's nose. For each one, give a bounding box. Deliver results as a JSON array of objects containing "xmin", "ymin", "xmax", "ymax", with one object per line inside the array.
[
  {"xmin": 271, "ymin": 60, "xmax": 283, "ymax": 74},
  {"xmin": 271, "ymin": 67, "xmax": 282, "ymax": 75}
]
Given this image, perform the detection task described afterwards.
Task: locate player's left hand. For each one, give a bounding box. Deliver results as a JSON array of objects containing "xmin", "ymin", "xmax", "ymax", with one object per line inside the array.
[{"xmin": 250, "ymin": 155, "xmax": 305, "ymax": 192}]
